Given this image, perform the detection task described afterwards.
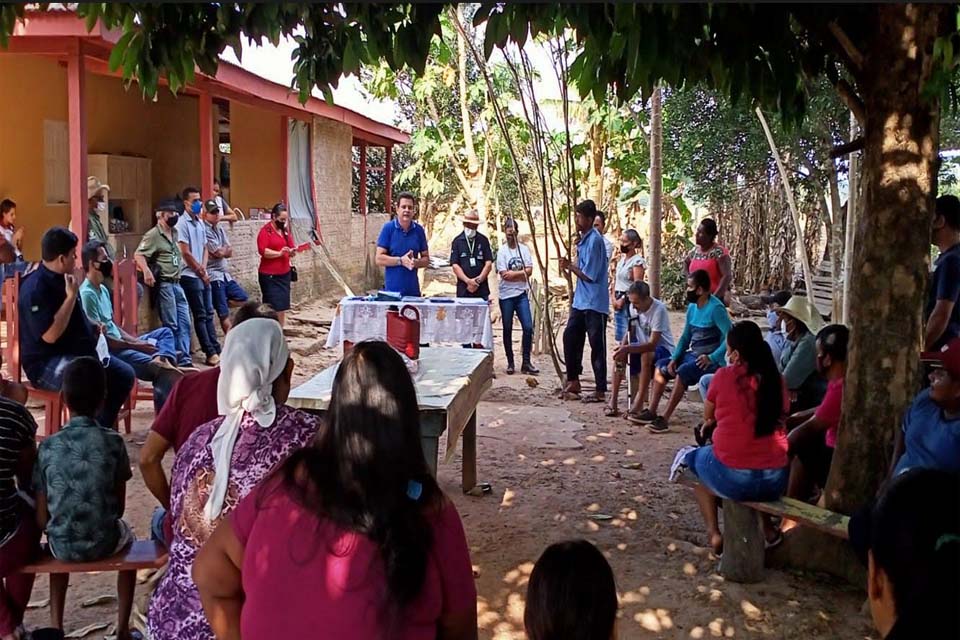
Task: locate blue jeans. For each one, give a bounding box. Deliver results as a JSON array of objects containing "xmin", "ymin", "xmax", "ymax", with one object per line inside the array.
[
  {"xmin": 698, "ymin": 373, "xmax": 714, "ymax": 402},
  {"xmin": 157, "ymin": 282, "xmax": 194, "ymax": 367},
  {"xmin": 499, "ymin": 292, "xmax": 534, "ymax": 366},
  {"xmin": 180, "ymin": 276, "xmax": 221, "ymax": 358},
  {"xmin": 150, "ymin": 507, "xmax": 169, "ymax": 547},
  {"xmin": 210, "ymin": 279, "xmax": 249, "ymax": 319},
  {"xmin": 614, "ymin": 302, "xmax": 630, "ymax": 342},
  {"xmin": 684, "ymin": 445, "xmax": 788, "ymax": 502},
  {"xmin": 111, "ymin": 327, "xmax": 180, "ymax": 411},
  {"xmin": 656, "ymin": 351, "xmax": 719, "ymax": 388},
  {"xmin": 34, "ymin": 355, "xmax": 135, "ymax": 430}
]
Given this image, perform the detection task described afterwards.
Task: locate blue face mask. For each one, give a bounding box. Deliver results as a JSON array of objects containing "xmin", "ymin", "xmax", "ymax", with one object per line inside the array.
[{"xmin": 190, "ymin": 200, "xmax": 202, "ymax": 215}]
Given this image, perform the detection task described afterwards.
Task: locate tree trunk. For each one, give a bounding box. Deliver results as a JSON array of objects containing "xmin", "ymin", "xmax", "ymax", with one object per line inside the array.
[
  {"xmin": 587, "ymin": 122, "xmax": 607, "ymax": 205},
  {"xmin": 825, "ymin": 3, "xmax": 946, "ymax": 514},
  {"xmin": 649, "ymin": 84, "xmax": 663, "ymax": 297},
  {"xmin": 842, "ymin": 112, "xmax": 860, "ymax": 325}
]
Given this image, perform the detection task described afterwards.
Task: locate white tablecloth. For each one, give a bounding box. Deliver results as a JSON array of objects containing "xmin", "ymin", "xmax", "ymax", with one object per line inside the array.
[{"xmin": 325, "ymin": 297, "xmax": 493, "ymax": 350}]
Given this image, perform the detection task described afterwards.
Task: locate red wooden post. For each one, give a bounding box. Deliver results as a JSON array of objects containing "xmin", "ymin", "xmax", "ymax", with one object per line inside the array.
[
  {"xmin": 280, "ymin": 116, "xmax": 289, "ymax": 206},
  {"xmin": 385, "ymin": 145, "xmax": 393, "ymax": 214},
  {"xmin": 358, "ymin": 142, "xmax": 368, "ymax": 215},
  {"xmin": 199, "ymin": 92, "xmax": 214, "ymax": 199},
  {"xmin": 67, "ymin": 40, "xmax": 88, "ymax": 241}
]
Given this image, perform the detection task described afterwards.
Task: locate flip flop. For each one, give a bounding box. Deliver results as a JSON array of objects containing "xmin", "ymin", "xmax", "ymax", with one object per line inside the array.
[{"xmin": 604, "ymin": 406, "xmax": 620, "ymax": 417}]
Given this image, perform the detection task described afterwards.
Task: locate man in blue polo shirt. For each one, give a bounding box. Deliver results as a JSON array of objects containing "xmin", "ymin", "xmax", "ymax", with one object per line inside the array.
[
  {"xmin": 18, "ymin": 227, "xmax": 135, "ymax": 430},
  {"xmin": 375, "ymin": 191, "xmax": 430, "ymax": 297},
  {"xmin": 560, "ymin": 199, "xmax": 610, "ymax": 402},
  {"xmin": 925, "ymin": 195, "xmax": 960, "ymax": 351}
]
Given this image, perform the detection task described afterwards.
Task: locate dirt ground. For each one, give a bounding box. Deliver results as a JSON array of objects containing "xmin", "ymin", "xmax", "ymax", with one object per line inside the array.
[{"xmin": 23, "ymin": 272, "xmax": 875, "ymax": 639}]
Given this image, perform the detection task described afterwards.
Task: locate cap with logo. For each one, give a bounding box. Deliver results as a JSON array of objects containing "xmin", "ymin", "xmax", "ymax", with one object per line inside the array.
[{"xmin": 203, "ymin": 199, "xmax": 221, "ymax": 214}]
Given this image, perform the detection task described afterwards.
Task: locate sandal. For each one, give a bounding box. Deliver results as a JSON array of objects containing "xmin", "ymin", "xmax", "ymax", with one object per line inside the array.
[
  {"xmin": 604, "ymin": 405, "xmax": 620, "ymax": 417},
  {"xmin": 581, "ymin": 394, "xmax": 605, "ymax": 404}
]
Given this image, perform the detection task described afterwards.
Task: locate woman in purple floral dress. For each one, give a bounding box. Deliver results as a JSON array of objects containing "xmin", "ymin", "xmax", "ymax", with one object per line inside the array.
[{"xmin": 147, "ymin": 318, "xmax": 321, "ymax": 640}]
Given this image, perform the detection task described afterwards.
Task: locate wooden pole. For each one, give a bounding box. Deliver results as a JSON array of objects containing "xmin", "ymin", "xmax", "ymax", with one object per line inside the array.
[
  {"xmin": 842, "ymin": 112, "xmax": 859, "ymax": 325},
  {"xmin": 649, "ymin": 84, "xmax": 663, "ymax": 298},
  {"xmin": 67, "ymin": 40, "xmax": 88, "ymax": 242},
  {"xmin": 358, "ymin": 143, "xmax": 367, "ymax": 215},
  {"xmin": 385, "ymin": 145, "xmax": 393, "ymax": 214},
  {"xmin": 755, "ymin": 107, "xmax": 814, "ymax": 294}
]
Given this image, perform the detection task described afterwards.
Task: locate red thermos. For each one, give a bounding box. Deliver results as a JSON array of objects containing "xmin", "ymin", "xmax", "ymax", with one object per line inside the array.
[{"xmin": 386, "ymin": 304, "xmax": 421, "ymax": 360}]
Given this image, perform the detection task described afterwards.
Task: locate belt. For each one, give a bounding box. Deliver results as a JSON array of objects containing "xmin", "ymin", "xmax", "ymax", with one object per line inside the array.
[{"xmin": 158, "ymin": 276, "xmax": 180, "ymax": 284}]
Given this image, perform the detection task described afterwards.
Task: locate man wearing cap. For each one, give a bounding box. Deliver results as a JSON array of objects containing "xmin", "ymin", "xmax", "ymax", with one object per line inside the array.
[
  {"xmin": 776, "ymin": 294, "xmax": 826, "ymax": 412},
  {"xmin": 87, "ymin": 176, "xmax": 114, "ymax": 259},
  {"xmin": 203, "ymin": 199, "xmax": 248, "ymax": 333},
  {"xmin": 375, "ymin": 191, "xmax": 430, "ymax": 297},
  {"xmin": 135, "ymin": 199, "xmax": 195, "ymax": 369},
  {"xmin": 889, "ymin": 336, "xmax": 960, "ymax": 478},
  {"xmin": 450, "ymin": 210, "xmax": 493, "ymax": 300},
  {"xmin": 176, "ymin": 186, "xmax": 221, "ymax": 366}
]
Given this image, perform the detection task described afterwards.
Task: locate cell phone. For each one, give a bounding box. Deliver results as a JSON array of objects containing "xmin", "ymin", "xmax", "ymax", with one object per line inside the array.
[{"xmin": 296, "ymin": 242, "xmax": 311, "ymax": 253}]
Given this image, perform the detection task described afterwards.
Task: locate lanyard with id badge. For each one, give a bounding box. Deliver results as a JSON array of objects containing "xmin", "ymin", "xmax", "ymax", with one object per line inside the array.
[{"xmin": 466, "ymin": 235, "xmax": 478, "ymax": 268}]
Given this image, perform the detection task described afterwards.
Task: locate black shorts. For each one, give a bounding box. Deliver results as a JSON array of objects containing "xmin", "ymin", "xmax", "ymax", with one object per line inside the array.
[
  {"xmin": 258, "ymin": 271, "xmax": 292, "ymax": 312},
  {"xmin": 795, "ymin": 437, "xmax": 835, "ymax": 488}
]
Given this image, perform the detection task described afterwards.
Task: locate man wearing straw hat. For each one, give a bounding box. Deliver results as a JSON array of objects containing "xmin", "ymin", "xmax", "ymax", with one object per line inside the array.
[
  {"xmin": 776, "ymin": 294, "xmax": 826, "ymax": 413},
  {"xmin": 450, "ymin": 209, "xmax": 493, "ymax": 301},
  {"xmin": 87, "ymin": 176, "xmax": 114, "ymax": 260}
]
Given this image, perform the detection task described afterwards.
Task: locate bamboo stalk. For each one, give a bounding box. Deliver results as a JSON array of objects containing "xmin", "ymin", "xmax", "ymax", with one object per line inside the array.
[
  {"xmin": 755, "ymin": 107, "xmax": 814, "ymax": 294},
  {"xmin": 649, "ymin": 84, "xmax": 663, "ymax": 298}
]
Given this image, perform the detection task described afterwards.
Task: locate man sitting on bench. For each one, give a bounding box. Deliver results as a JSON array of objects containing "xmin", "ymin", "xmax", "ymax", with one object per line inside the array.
[
  {"xmin": 889, "ymin": 337, "xmax": 960, "ymax": 478},
  {"xmin": 786, "ymin": 324, "xmax": 848, "ymax": 502},
  {"xmin": 32, "ymin": 357, "xmax": 137, "ymax": 640},
  {"xmin": 18, "ymin": 227, "xmax": 135, "ymax": 431},
  {"xmin": 79, "ymin": 240, "xmax": 183, "ymax": 412}
]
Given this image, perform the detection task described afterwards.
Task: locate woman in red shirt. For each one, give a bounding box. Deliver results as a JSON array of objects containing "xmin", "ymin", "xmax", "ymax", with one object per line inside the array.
[
  {"xmin": 194, "ymin": 341, "xmax": 478, "ymax": 640},
  {"xmin": 681, "ymin": 321, "xmax": 789, "ymax": 555},
  {"xmin": 685, "ymin": 218, "xmax": 732, "ymax": 303},
  {"xmin": 257, "ymin": 203, "xmax": 297, "ymax": 325}
]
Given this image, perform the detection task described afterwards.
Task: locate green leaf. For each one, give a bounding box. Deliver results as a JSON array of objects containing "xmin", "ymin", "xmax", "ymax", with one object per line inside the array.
[{"xmin": 108, "ymin": 30, "xmax": 135, "ymax": 72}]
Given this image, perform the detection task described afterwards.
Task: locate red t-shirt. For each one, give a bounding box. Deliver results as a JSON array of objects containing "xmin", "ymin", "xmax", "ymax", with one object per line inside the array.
[
  {"xmin": 151, "ymin": 367, "xmax": 221, "ymax": 451},
  {"xmin": 231, "ymin": 482, "xmax": 478, "ymax": 639},
  {"xmin": 257, "ymin": 222, "xmax": 295, "ymax": 276},
  {"xmin": 689, "ymin": 244, "xmax": 729, "ymax": 294},
  {"xmin": 707, "ymin": 364, "xmax": 789, "ymax": 470},
  {"xmin": 815, "ymin": 377, "xmax": 844, "ymax": 448}
]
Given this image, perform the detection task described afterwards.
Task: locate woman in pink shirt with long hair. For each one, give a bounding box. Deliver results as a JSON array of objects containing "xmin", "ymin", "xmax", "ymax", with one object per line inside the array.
[
  {"xmin": 194, "ymin": 341, "xmax": 478, "ymax": 640},
  {"xmin": 685, "ymin": 218, "xmax": 732, "ymax": 303}
]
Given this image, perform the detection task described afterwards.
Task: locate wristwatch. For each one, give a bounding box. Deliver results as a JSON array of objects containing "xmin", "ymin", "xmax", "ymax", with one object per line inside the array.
[{"xmin": 396, "ymin": 256, "xmax": 402, "ymax": 267}]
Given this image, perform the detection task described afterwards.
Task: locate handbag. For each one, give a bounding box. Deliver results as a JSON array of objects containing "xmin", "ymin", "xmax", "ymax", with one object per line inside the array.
[{"xmin": 289, "ymin": 265, "xmax": 299, "ymax": 282}]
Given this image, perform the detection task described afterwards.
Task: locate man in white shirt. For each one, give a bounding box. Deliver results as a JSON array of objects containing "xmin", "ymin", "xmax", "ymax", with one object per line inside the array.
[
  {"xmin": 496, "ymin": 218, "xmax": 539, "ymax": 375},
  {"xmin": 212, "ymin": 179, "xmax": 242, "ymax": 222},
  {"xmin": 606, "ymin": 281, "xmax": 676, "ymax": 418}
]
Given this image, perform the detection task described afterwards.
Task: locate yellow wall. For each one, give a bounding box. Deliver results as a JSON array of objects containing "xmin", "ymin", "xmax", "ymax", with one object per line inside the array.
[
  {"xmin": 0, "ymin": 56, "xmax": 69, "ymax": 259},
  {"xmin": 85, "ymin": 73, "xmax": 200, "ymax": 204},
  {"xmin": 230, "ymin": 102, "xmax": 284, "ymax": 212}
]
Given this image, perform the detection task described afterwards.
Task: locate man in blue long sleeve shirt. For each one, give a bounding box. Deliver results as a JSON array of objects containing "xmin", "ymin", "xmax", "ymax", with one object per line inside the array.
[
  {"xmin": 635, "ymin": 269, "xmax": 731, "ymax": 433},
  {"xmin": 560, "ymin": 200, "xmax": 610, "ymax": 402}
]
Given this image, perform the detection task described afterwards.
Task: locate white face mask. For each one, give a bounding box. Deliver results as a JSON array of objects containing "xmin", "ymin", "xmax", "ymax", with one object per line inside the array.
[
  {"xmin": 464, "ymin": 227, "xmax": 477, "ymax": 239},
  {"xmin": 96, "ymin": 201, "xmax": 107, "ymax": 213}
]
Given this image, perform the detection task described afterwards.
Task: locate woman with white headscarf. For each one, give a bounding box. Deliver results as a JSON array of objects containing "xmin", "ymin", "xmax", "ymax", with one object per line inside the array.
[{"xmin": 147, "ymin": 318, "xmax": 322, "ymax": 640}]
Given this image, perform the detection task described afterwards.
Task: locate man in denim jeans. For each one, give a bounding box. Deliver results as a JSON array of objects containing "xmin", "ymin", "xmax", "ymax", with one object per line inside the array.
[
  {"xmin": 135, "ymin": 200, "xmax": 196, "ymax": 370},
  {"xmin": 203, "ymin": 199, "xmax": 248, "ymax": 333},
  {"xmin": 177, "ymin": 187, "xmax": 221, "ymax": 366},
  {"xmin": 18, "ymin": 227, "xmax": 135, "ymax": 430}
]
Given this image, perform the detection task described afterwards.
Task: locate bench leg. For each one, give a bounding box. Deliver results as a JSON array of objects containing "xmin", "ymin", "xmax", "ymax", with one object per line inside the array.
[
  {"xmin": 117, "ymin": 570, "xmax": 136, "ymax": 638},
  {"xmin": 461, "ymin": 411, "xmax": 477, "ymax": 493},
  {"xmin": 719, "ymin": 500, "xmax": 765, "ymax": 583},
  {"xmin": 50, "ymin": 572, "xmax": 68, "ymax": 630}
]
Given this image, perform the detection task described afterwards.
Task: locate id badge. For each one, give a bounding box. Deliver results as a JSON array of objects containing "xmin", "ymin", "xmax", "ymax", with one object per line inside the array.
[{"xmin": 469, "ymin": 257, "xmax": 477, "ymax": 268}]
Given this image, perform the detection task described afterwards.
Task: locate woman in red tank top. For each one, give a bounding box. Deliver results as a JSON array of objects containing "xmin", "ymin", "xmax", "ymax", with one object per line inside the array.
[{"xmin": 685, "ymin": 218, "xmax": 732, "ymax": 302}]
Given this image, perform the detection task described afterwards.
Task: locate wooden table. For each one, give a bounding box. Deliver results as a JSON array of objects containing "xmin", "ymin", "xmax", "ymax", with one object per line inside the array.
[{"xmin": 288, "ymin": 347, "xmax": 493, "ymax": 491}]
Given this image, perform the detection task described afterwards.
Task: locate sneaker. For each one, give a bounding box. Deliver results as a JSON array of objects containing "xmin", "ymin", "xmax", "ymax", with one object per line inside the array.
[
  {"xmin": 206, "ymin": 354, "xmax": 221, "ymax": 366},
  {"xmin": 151, "ymin": 356, "xmax": 178, "ymax": 371},
  {"xmin": 646, "ymin": 416, "xmax": 670, "ymax": 434},
  {"xmin": 628, "ymin": 409, "xmax": 657, "ymax": 424},
  {"xmin": 521, "ymin": 362, "xmax": 540, "ymax": 375}
]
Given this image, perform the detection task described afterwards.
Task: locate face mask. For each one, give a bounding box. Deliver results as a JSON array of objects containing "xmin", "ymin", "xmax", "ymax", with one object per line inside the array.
[
  {"xmin": 189, "ymin": 200, "xmax": 202, "ymax": 215},
  {"xmin": 96, "ymin": 201, "xmax": 107, "ymax": 213},
  {"xmin": 275, "ymin": 219, "xmax": 286, "ymax": 231},
  {"xmin": 98, "ymin": 259, "xmax": 113, "ymax": 279},
  {"xmin": 164, "ymin": 213, "xmax": 179, "ymax": 227},
  {"xmin": 686, "ymin": 290, "xmax": 700, "ymax": 304},
  {"xmin": 620, "ymin": 244, "xmax": 631, "ymax": 254},
  {"xmin": 464, "ymin": 227, "xmax": 477, "ymax": 239}
]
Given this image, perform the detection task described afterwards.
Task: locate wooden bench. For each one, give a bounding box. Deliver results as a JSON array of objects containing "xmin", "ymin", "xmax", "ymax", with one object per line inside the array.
[
  {"xmin": 677, "ymin": 472, "xmax": 849, "ymax": 583},
  {"xmin": 20, "ymin": 540, "xmax": 168, "ymax": 575}
]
